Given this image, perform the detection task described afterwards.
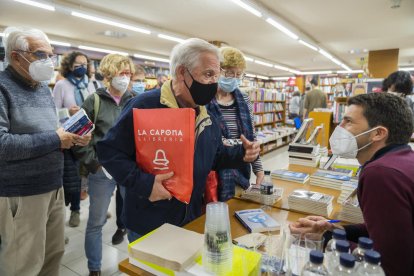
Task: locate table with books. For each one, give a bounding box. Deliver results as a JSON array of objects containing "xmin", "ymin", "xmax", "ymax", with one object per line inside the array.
[
  {"xmin": 119, "ymin": 164, "xmax": 358, "ymax": 275},
  {"xmin": 119, "ymin": 198, "xmax": 307, "ymax": 276}
]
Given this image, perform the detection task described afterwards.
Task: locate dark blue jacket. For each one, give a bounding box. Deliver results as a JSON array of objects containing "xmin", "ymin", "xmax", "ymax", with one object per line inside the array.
[{"xmin": 97, "ymin": 89, "xmax": 246, "ymax": 235}]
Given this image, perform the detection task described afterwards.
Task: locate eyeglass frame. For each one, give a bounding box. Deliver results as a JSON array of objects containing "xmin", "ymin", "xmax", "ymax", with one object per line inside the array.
[
  {"xmin": 15, "ymin": 50, "xmax": 57, "ymax": 63},
  {"xmin": 220, "ymin": 67, "xmax": 246, "ymax": 80}
]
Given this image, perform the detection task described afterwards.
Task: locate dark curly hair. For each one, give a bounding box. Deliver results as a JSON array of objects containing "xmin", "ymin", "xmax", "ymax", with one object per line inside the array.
[
  {"xmin": 348, "ymin": 92, "xmax": 413, "ymax": 144},
  {"xmin": 59, "ymin": 51, "xmax": 90, "ymax": 78},
  {"xmin": 382, "ymin": 70, "xmax": 413, "ymax": 95}
]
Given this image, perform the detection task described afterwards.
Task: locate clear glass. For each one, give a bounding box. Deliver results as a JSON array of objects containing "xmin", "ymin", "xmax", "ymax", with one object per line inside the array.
[
  {"xmin": 202, "ymin": 202, "xmax": 233, "ymax": 275},
  {"xmin": 356, "ymin": 262, "xmax": 386, "ymax": 276},
  {"xmin": 301, "ymin": 262, "xmax": 329, "ymax": 276}
]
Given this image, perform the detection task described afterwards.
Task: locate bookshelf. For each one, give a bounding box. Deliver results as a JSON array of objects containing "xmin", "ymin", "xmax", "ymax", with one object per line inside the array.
[
  {"xmin": 333, "ymin": 97, "xmax": 348, "ymax": 123},
  {"xmin": 241, "ymin": 87, "xmax": 296, "ymax": 155}
]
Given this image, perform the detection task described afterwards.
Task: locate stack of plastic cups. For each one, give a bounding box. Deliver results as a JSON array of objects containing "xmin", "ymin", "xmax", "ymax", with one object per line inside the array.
[{"xmin": 202, "ymin": 202, "xmax": 233, "ymax": 275}]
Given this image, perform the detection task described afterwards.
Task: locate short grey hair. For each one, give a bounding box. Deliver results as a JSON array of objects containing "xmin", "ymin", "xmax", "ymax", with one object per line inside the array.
[
  {"xmin": 3, "ymin": 26, "xmax": 50, "ymax": 63},
  {"xmin": 169, "ymin": 38, "xmax": 219, "ymax": 79}
]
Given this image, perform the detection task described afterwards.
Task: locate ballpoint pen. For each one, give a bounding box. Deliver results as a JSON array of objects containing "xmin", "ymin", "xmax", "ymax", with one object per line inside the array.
[{"xmin": 327, "ymin": 219, "xmax": 341, "ymax": 223}]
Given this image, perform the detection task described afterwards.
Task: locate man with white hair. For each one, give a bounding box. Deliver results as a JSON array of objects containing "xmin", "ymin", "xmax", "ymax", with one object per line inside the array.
[
  {"xmin": 0, "ymin": 27, "xmax": 90, "ymax": 275},
  {"xmin": 97, "ymin": 38, "xmax": 260, "ymax": 241}
]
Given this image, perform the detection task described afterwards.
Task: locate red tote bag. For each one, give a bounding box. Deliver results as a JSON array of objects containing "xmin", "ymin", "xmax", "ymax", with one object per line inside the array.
[{"xmin": 133, "ymin": 108, "xmax": 195, "ymax": 204}]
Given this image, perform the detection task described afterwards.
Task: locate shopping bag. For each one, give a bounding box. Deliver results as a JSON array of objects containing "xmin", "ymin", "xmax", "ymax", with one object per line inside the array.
[
  {"xmin": 205, "ymin": 171, "xmax": 219, "ymax": 203},
  {"xmin": 133, "ymin": 108, "xmax": 195, "ymax": 204}
]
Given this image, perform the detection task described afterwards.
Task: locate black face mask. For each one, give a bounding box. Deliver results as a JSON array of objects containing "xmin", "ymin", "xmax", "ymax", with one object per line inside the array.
[{"xmin": 184, "ymin": 69, "xmax": 218, "ymax": 106}]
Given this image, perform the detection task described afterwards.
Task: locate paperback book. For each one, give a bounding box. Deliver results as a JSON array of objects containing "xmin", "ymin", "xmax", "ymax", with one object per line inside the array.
[
  {"xmin": 235, "ymin": 209, "xmax": 281, "ymax": 233},
  {"xmin": 270, "ymin": 169, "xmax": 310, "ymax": 184},
  {"xmin": 287, "ymin": 189, "xmax": 334, "ymax": 217},
  {"xmin": 61, "ymin": 108, "xmax": 94, "ymax": 136}
]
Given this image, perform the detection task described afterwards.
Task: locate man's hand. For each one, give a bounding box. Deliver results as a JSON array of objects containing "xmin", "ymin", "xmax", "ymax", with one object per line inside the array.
[
  {"xmin": 255, "ymin": 170, "xmax": 264, "ymax": 186},
  {"xmin": 289, "ymin": 215, "xmax": 335, "ymax": 235},
  {"xmin": 56, "ymin": 128, "xmax": 79, "ymax": 149},
  {"xmin": 240, "ymin": 135, "xmax": 260, "ymax": 162},
  {"xmin": 149, "ymin": 172, "xmax": 174, "ymax": 202},
  {"xmin": 69, "ymin": 106, "xmax": 80, "ymax": 116},
  {"xmin": 75, "ymin": 133, "xmax": 92, "ymax": 147}
]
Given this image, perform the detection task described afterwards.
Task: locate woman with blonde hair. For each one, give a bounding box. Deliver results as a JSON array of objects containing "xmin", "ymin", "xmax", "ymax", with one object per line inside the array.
[
  {"xmin": 207, "ymin": 46, "xmax": 264, "ymax": 201},
  {"xmin": 73, "ymin": 53, "xmax": 135, "ymax": 276}
]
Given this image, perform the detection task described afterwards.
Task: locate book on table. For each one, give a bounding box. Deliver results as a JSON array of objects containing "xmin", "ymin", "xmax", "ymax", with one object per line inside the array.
[
  {"xmin": 234, "ymin": 208, "xmax": 281, "ymax": 233},
  {"xmin": 128, "ymin": 223, "xmax": 204, "ymax": 272},
  {"xmin": 271, "ymin": 169, "xmax": 310, "ymax": 184},
  {"xmin": 288, "ymin": 189, "xmax": 334, "ymax": 217}
]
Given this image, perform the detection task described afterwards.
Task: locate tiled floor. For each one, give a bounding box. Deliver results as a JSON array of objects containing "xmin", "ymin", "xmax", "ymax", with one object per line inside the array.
[{"xmin": 60, "ymin": 146, "xmax": 289, "ymax": 276}]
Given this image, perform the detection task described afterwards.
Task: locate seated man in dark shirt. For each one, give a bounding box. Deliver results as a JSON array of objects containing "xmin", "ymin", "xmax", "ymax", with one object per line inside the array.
[{"xmin": 290, "ymin": 93, "xmax": 414, "ymax": 276}]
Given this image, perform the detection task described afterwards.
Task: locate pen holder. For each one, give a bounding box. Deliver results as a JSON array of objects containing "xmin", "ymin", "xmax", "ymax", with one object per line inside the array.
[{"xmin": 202, "ymin": 202, "xmax": 233, "ymax": 275}]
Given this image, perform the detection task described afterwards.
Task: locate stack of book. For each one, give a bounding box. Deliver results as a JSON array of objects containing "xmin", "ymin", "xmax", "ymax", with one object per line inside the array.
[
  {"xmin": 288, "ymin": 190, "xmax": 334, "ymax": 217},
  {"xmin": 338, "ymin": 194, "xmax": 364, "ymax": 224},
  {"xmin": 337, "ymin": 179, "xmax": 358, "ymax": 204},
  {"xmin": 288, "ymin": 143, "xmax": 321, "ymax": 167},
  {"xmin": 319, "ymin": 156, "xmax": 360, "ymax": 177},
  {"xmin": 240, "ymin": 186, "xmax": 283, "ymax": 205},
  {"xmin": 270, "ymin": 169, "xmax": 310, "ymax": 184},
  {"xmin": 62, "ymin": 108, "xmax": 94, "ymax": 136},
  {"xmin": 309, "ymin": 170, "xmax": 352, "ymax": 190}
]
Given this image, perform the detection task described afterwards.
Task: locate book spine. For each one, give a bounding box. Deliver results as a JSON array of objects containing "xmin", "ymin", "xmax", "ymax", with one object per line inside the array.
[{"xmin": 234, "ymin": 213, "xmax": 253, "ymax": 233}]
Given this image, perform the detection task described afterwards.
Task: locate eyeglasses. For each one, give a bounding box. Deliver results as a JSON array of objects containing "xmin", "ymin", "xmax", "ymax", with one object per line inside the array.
[
  {"xmin": 16, "ymin": 50, "xmax": 57, "ymax": 63},
  {"xmin": 221, "ymin": 68, "xmax": 245, "ymax": 80}
]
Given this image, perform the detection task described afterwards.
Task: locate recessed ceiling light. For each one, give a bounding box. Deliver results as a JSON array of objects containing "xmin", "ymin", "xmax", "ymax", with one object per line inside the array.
[{"xmin": 100, "ymin": 30, "xmax": 128, "ymax": 39}]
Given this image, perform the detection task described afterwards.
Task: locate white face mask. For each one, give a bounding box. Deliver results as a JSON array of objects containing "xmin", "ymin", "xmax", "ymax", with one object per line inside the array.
[
  {"xmin": 111, "ymin": 76, "xmax": 130, "ymax": 93},
  {"xmin": 329, "ymin": 126, "xmax": 379, "ymax": 158},
  {"xmin": 19, "ymin": 54, "xmax": 55, "ymax": 82}
]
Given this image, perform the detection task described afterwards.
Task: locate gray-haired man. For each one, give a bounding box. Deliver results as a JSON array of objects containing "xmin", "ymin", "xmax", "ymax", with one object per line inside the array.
[{"xmin": 0, "ymin": 27, "xmax": 90, "ymax": 275}]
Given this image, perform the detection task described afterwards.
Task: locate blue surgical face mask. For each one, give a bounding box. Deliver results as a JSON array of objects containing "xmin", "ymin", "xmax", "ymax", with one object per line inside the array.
[
  {"xmin": 218, "ymin": 76, "xmax": 241, "ymax": 93},
  {"xmin": 132, "ymin": 82, "xmax": 146, "ymax": 95}
]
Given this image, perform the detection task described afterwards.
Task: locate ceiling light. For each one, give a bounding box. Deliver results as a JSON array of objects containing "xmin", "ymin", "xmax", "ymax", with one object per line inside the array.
[
  {"xmin": 272, "ymin": 77, "xmax": 295, "ymax": 80},
  {"xmin": 273, "ymin": 64, "xmax": 290, "ymax": 71},
  {"xmin": 254, "ymin": 60, "xmax": 273, "ymax": 67},
  {"xmin": 71, "ymin": 12, "xmax": 151, "ymax": 34},
  {"xmin": 78, "ymin": 45, "xmax": 129, "ymax": 56},
  {"xmin": 157, "ymin": 34, "xmax": 185, "ymax": 43},
  {"xmin": 0, "ymin": 33, "xmax": 4, "ymax": 37},
  {"xmin": 330, "ymin": 58, "xmax": 342, "ymax": 66},
  {"xmin": 266, "ymin": 18, "xmax": 299, "ymax": 40},
  {"xmin": 319, "ymin": 49, "xmax": 333, "ymax": 59},
  {"xmin": 289, "ymin": 69, "xmax": 302, "ymax": 75},
  {"xmin": 230, "ymin": 0, "xmax": 262, "ymax": 17},
  {"xmin": 399, "ymin": 67, "xmax": 414, "ymax": 71},
  {"xmin": 134, "ymin": 54, "xmax": 170, "ymax": 63},
  {"xmin": 349, "ymin": 49, "xmax": 355, "ymax": 54},
  {"xmin": 14, "ymin": 0, "xmax": 55, "ymax": 11},
  {"xmin": 256, "ymin": 75, "xmax": 269, "ymax": 80},
  {"xmin": 50, "ymin": 40, "xmax": 71, "ymax": 47},
  {"xmin": 244, "ymin": 56, "xmax": 254, "ymax": 62},
  {"xmin": 298, "ymin": 40, "xmax": 318, "ymax": 51},
  {"xmin": 363, "ymin": 49, "xmax": 369, "ymax": 53},
  {"xmin": 301, "ymin": 71, "xmax": 333, "ymax": 75},
  {"xmin": 340, "ymin": 64, "xmax": 352, "ymax": 71},
  {"xmin": 337, "ymin": 70, "xmax": 364, "ymax": 74},
  {"xmin": 245, "ymin": 73, "xmax": 256, "ymax": 78}
]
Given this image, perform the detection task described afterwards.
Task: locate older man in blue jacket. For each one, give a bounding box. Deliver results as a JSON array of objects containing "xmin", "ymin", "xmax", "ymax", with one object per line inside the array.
[{"xmin": 97, "ymin": 38, "xmax": 260, "ymax": 239}]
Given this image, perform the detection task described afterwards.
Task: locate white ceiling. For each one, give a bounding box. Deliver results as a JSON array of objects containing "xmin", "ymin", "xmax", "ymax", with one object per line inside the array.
[{"xmin": 1, "ymin": 0, "xmax": 413, "ymax": 76}]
